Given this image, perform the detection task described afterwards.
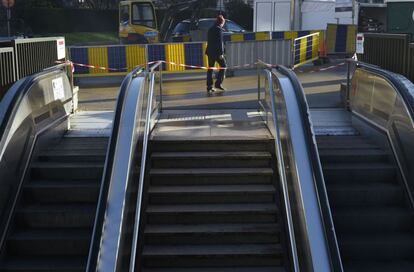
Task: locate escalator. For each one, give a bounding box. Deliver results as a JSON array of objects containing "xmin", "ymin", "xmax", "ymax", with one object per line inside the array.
[
  {"xmin": 0, "ymin": 65, "xmax": 124, "ymax": 271},
  {"xmin": 313, "ymin": 64, "xmax": 414, "ymax": 271},
  {"xmin": 0, "ymin": 137, "xmax": 107, "ymax": 271},
  {"xmin": 272, "ymin": 61, "xmax": 414, "ymax": 271}
]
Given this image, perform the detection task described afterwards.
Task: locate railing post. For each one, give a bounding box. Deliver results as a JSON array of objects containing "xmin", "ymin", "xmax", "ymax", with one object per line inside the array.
[
  {"xmin": 159, "ymin": 61, "xmax": 163, "ymax": 113},
  {"xmin": 257, "ymin": 61, "xmax": 261, "ymax": 104},
  {"xmin": 347, "ymin": 60, "xmax": 351, "ymax": 110}
]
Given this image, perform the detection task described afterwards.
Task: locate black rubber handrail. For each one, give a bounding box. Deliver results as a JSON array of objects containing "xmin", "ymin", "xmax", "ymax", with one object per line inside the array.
[
  {"xmin": 86, "ymin": 66, "xmax": 144, "ymax": 271},
  {"xmin": 276, "ymin": 65, "xmax": 344, "ymax": 272},
  {"xmin": 356, "ymin": 62, "xmax": 414, "ymax": 121}
]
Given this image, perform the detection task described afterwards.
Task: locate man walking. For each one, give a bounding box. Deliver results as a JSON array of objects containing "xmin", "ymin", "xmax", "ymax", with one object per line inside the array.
[{"xmin": 205, "ymin": 15, "xmax": 227, "ymax": 95}]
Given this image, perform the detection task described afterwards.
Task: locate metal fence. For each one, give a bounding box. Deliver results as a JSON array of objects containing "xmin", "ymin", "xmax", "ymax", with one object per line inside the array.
[
  {"xmin": 0, "ymin": 37, "xmax": 65, "ymax": 98},
  {"xmin": 358, "ymin": 33, "xmax": 411, "ymax": 79},
  {"xmin": 409, "ymin": 43, "xmax": 414, "ymax": 82},
  {"xmin": 0, "ymin": 47, "xmax": 15, "ymax": 99},
  {"xmin": 226, "ymin": 39, "xmax": 293, "ymax": 69}
]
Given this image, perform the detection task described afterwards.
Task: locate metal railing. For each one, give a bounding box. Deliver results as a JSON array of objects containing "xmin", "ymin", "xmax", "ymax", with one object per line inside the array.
[
  {"xmin": 358, "ymin": 33, "xmax": 412, "ymax": 81},
  {"xmin": 258, "ymin": 61, "xmax": 343, "ymax": 272},
  {"xmin": 0, "ymin": 47, "xmax": 15, "ymax": 99},
  {"xmin": 86, "ymin": 61, "xmax": 162, "ymax": 272}
]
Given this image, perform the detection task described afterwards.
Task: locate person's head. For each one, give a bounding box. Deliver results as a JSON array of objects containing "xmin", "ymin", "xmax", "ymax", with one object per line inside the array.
[{"xmin": 217, "ymin": 15, "xmax": 225, "ymax": 27}]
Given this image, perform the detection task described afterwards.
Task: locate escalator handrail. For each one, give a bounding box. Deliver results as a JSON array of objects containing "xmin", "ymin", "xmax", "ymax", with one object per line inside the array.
[
  {"xmin": 86, "ymin": 66, "xmax": 145, "ymax": 271},
  {"xmin": 261, "ymin": 67, "xmax": 300, "ymax": 272},
  {"xmin": 355, "ymin": 62, "xmax": 414, "ymax": 121},
  {"xmin": 274, "ymin": 65, "xmax": 344, "ymax": 272},
  {"xmin": 129, "ymin": 61, "xmax": 162, "ymax": 272}
]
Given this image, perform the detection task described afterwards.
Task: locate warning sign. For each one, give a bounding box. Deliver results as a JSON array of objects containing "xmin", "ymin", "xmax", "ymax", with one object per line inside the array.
[
  {"xmin": 356, "ymin": 33, "xmax": 364, "ymax": 54},
  {"xmin": 57, "ymin": 38, "xmax": 66, "ymax": 60}
]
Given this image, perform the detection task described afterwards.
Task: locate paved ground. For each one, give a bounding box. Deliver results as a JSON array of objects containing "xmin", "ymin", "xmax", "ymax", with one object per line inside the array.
[{"xmin": 76, "ymin": 60, "xmax": 347, "ymax": 111}]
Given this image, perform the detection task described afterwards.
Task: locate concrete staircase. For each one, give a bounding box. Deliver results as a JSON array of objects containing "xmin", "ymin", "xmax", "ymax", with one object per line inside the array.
[
  {"xmin": 317, "ymin": 135, "xmax": 414, "ymax": 271},
  {"xmin": 0, "ymin": 137, "xmax": 108, "ymax": 272},
  {"xmin": 139, "ymin": 139, "xmax": 289, "ymax": 272}
]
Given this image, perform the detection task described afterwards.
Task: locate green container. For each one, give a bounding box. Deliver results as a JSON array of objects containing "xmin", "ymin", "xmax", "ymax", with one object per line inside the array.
[{"xmin": 387, "ymin": 1, "xmax": 414, "ymax": 41}]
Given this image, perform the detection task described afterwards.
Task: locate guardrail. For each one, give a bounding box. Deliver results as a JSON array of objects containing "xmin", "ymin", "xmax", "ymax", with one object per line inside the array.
[
  {"xmin": 0, "ymin": 47, "xmax": 15, "ymax": 99},
  {"xmin": 358, "ymin": 33, "xmax": 414, "ymax": 83}
]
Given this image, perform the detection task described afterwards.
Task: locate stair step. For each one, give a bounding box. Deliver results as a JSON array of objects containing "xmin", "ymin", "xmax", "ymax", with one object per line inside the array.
[
  {"xmin": 327, "ymin": 182, "xmax": 405, "ymax": 207},
  {"xmin": 146, "ymin": 204, "xmax": 278, "ymax": 224},
  {"xmin": 0, "ymin": 257, "xmax": 84, "ymax": 272},
  {"xmin": 149, "ymin": 185, "xmax": 276, "ymax": 204},
  {"xmin": 339, "ymin": 233, "xmax": 414, "ymax": 261},
  {"xmin": 144, "ymin": 223, "xmax": 280, "ymax": 245},
  {"xmin": 38, "ymin": 149, "xmax": 106, "ymax": 163},
  {"xmin": 142, "ymin": 244, "xmax": 284, "ymax": 267},
  {"xmin": 24, "ymin": 180, "xmax": 99, "ymax": 204},
  {"xmin": 52, "ymin": 137, "xmax": 108, "ymax": 150},
  {"xmin": 344, "ymin": 261, "xmax": 414, "ymax": 272},
  {"xmin": 15, "ymin": 204, "xmax": 96, "ymax": 228},
  {"xmin": 142, "ymin": 267, "xmax": 286, "ymax": 272},
  {"xmin": 30, "ymin": 162, "xmax": 104, "ymax": 180},
  {"xmin": 151, "ymin": 152, "xmax": 271, "ymax": 168},
  {"xmin": 319, "ymin": 149, "xmax": 388, "ymax": 163},
  {"xmin": 150, "ymin": 140, "xmax": 272, "ymax": 152},
  {"xmin": 7, "ymin": 229, "xmax": 90, "ymax": 256},
  {"xmin": 333, "ymin": 207, "xmax": 414, "ymax": 233},
  {"xmin": 322, "ymin": 163, "xmax": 396, "ymax": 183},
  {"xmin": 150, "ymin": 168, "xmax": 273, "ymax": 186}
]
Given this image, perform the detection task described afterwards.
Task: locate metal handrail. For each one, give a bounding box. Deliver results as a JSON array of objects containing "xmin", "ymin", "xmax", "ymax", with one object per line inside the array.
[
  {"xmin": 129, "ymin": 61, "xmax": 163, "ymax": 272},
  {"xmin": 257, "ymin": 60, "xmax": 343, "ymax": 271},
  {"xmin": 257, "ymin": 61, "xmax": 300, "ymax": 272}
]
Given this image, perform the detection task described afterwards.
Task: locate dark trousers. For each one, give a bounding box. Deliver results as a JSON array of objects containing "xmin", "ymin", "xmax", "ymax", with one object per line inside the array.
[{"xmin": 206, "ymin": 55, "xmax": 227, "ymax": 88}]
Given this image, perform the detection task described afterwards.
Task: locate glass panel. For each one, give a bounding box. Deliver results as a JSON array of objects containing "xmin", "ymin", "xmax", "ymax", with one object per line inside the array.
[
  {"xmin": 120, "ymin": 5, "xmax": 129, "ymax": 25},
  {"xmin": 132, "ymin": 3, "xmax": 155, "ymax": 28}
]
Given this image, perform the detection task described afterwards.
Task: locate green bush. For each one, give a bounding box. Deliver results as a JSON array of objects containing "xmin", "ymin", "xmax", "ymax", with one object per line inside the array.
[{"xmin": 225, "ymin": 0, "xmax": 253, "ymax": 31}]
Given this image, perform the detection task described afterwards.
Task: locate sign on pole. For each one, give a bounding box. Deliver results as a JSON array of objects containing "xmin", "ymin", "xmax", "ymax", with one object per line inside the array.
[
  {"xmin": 356, "ymin": 33, "xmax": 364, "ymax": 54},
  {"xmin": 2, "ymin": 0, "xmax": 14, "ymax": 8}
]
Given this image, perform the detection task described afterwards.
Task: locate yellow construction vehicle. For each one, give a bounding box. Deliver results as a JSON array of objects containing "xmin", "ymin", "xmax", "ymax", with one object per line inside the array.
[
  {"xmin": 119, "ymin": 0, "xmax": 159, "ymax": 44},
  {"xmin": 119, "ymin": 0, "xmax": 213, "ymax": 44}
]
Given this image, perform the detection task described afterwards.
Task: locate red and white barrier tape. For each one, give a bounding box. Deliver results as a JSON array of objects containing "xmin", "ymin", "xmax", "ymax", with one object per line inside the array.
[{"xmin": 56, "ymin": 60, "xmax": 277, "ymax": 72}]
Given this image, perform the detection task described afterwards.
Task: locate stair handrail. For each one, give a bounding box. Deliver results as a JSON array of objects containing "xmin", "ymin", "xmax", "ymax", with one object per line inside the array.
[
  {"xmin": 257, "ymin": 60, "xmax": 343, "ymax": 272},
  {"xmin": 129, "ymin": 61, "xmax": 163, "ymax": 272},
  {"xmin": 347, "ymin": 61, "xmax": 414, "ymax": 208}
]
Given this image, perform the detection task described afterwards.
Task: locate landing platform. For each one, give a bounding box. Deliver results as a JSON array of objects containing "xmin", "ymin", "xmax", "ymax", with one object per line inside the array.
[
  {"xmin": 66, "ymin": 111, "xmax": 114, "ymax": 137},
  {"xmin": 152, "ymin": 110, "xmax": 272, "ymax": 140}
]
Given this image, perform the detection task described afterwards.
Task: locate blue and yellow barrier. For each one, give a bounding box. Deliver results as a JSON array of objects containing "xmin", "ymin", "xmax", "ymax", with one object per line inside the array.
[
  {"xmin": 293, "ymin": 33, "xmax": 320, "ymax": 68},
  {"xmin": 68, "ymin": 42, "xmax": 208, "ymax": 76},
  {"xmin": 326, "ymin": 24, "xmax": 356, "ymax": 54},
  {"xmin": 223, "ymin": 32, "xmax": 271, "ymax": 43}
]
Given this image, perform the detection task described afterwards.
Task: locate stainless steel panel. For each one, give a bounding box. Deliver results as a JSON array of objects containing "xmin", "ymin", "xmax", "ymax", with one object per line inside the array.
[
  {"xmin": 0, "ymin": 47, "xmax": 15, "ymax": 97},
  {"xmin": 0, "ymin": 67, "xmax": 72, "ymax": 250},
  {"xmin": 227, "ymin": 40, "xmax": 292, "ymax": 68}
]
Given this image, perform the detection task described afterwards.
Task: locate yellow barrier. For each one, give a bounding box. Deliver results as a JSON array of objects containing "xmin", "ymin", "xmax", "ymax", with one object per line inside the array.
[
  {"xmin": 293, "ymin": 32, "xmax": 320, "ymax": 68},
  {"xmin": 326, "ymin": 24, "xmax": 356, "ymax": 54}
]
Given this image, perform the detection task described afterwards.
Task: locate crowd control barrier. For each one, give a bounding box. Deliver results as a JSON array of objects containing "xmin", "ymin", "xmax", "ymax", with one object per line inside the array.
[
  {"xmin": 0, "ymin": 47, "xmax": 15, "ymax": 99},
  {"xmin": 326, "ymin": 24, "xmax": 356, "ymax": 55},
  {"xmin": 226, "ymin": 39, "xmax": 292, "ymax": 69},
  {"xmin": 293, "ymin": 33, "xmax": 320, "ymax": 68}
]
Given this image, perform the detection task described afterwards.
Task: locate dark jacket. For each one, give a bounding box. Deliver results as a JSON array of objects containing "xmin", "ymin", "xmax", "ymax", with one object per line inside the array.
[{"xmin": 205, "ymin": 24, "xmax": 224, "ymax": 57}]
